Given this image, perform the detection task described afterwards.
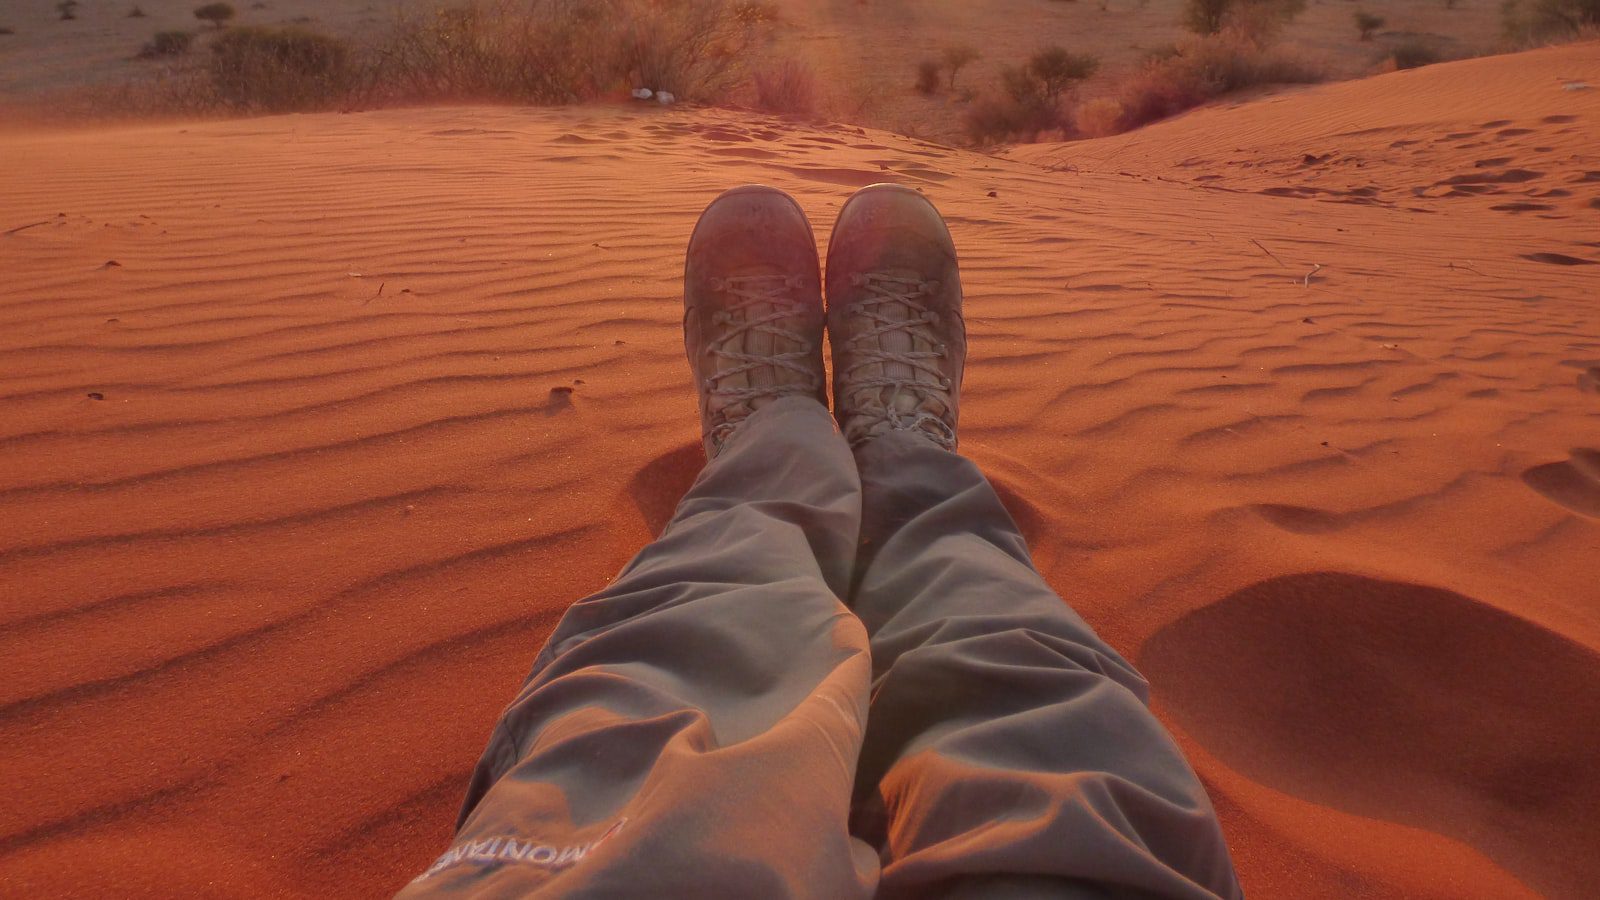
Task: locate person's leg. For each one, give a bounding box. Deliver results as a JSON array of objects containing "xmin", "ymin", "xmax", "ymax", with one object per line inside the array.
[
  {"xmin": 826, "ymin": 185, "xmax": 1241, "ymax": 899},
  {"xmin": 400, "ymin": 187, "xmax": 878, "ymax": 898}
]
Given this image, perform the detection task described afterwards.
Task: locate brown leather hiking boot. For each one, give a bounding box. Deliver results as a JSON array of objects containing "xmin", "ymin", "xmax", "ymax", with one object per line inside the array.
[
  {"xmin": 825, "ymin": 184, "xmax": 966, "ymax": 450},
  {"xmin": 684, "ymin": 185, "xmax": 827, "ymax": 459}
]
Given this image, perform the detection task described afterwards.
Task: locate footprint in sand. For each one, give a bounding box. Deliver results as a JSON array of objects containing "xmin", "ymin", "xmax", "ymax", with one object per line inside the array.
[
  {"xmin": 1522, "ymin": 449, "xmax": 1600, "ymax": 518},
  {"xmin": 1142, "ymin": 572, "xmax": 1600, "ymax": 898}
]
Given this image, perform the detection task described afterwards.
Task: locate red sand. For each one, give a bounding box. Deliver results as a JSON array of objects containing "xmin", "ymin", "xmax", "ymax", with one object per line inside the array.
[{"xmin": 2, "ymin": 42, "xmax": 1598, "ymax": 898}]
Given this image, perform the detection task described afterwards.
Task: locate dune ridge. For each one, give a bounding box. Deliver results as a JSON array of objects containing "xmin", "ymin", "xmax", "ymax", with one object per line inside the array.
[{"xmin": 3, "ymin": 42, "xmax": 1598, "ymax": 899}]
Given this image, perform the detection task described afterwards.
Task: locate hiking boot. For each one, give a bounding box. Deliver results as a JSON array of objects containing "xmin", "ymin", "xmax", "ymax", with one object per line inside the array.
[
  {"xmin": 826, "ymin": 184, "xmax": 966, "ymax": 450},
  {"xmin": 684, "ymin": 185, "xmax": 826, "ymax": 459}
]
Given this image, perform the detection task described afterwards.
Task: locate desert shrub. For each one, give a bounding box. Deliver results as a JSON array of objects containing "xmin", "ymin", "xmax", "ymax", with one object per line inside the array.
[
  {"xmin": 965, "ymin": 46, "xmax": 1096, "ymax": 143},
  {"xmin": 1185, "ymin": 0, "xmax": 1305, "ymax": 35},
  {"xmin": 1027, "ymin": 45, "xmax": 1099, "ymax": 95},
  {"xmin": 614, "ymin": 0, "xmax": 762, "ymax": 100},
  {"xmin": 752, "ymin": 58, "xmax": 816, "ymax": 113},
  {"xmin": 1076, "ymin": 96, "xmax": 1125, "ymax": 136},
  {"xmin": 139, "ymin": 30, "xmax": 195, "ymax": 57},
  {"xmin": 1095, "ymin": 32, "xmax": 1322, "ymax": 133},
  {"xmin": 58, "ymin": 1, "xmax": 79, "ymax": 21},
  {"xmin": 942, "ymin": 44, "xmax": 980, "ymax": 89},
  {"xmin": 195, "ymin": 2, "xmax": 236, "ymax": 28},
  {"xmin": 1391, "ymin": 38, "xmax": 1443, "ymax": 68},
  {"xmin": 0, "ymin": 26, "xmax": 14, "ymax": 36},
  {"xmin": 1502, "ymin": 0, "xmax": 1600, "ymax": 41},
  {"xmin": 372, "ymin": 0, "xmax": 761, "ymax": 105},
  {"xmin": 915, "ymin": 59, "xmax": 942, "ymax": 93},
  {"xmin": 1355, "ymin": 11, "xmax": 1385, "ymax": 39},
  {"xmin": 74, "ymin": 0, "xmax": 781, "ymax": 117},
  {"xmin": 206, "ymin": 26, "xmax": 352, "ymax": 110},
  {"xmin": 1185, "ymin": 0, "xmax": 1230, "ymax": 33},
  {"xmin": 129, "ymin": 5, "xmax": 147, "ymax": 17}
]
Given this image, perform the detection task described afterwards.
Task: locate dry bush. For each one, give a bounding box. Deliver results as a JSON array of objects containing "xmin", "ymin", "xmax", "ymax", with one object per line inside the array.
[
  {"xmin": 99, "ymin": 0, "xmax": 775, "ymax": 116},
  {"xmin": 1185, "ymin": 0, "xmax": 1305, "ymax": 36},
  {"xmin": 194, "ymin": 2, "xmax": 236, "ymax": 29},
  {"xmin": 965, "ymin": 46, "xmax": 1097, "ymax": 144},
  {"xmin": 751, "ymin": 58, "xmax": 816, "ymax": 113},
  {"xmin": 915, "ymin": 58, "xmax": 942, "ymax": 94},
  {"xmin": 1390, "ymin": 38, "xmax": 1444, "ymax": 68},
  {"xmin": 942, "ymin": 44, "xmax": 979, "ymax": 89},
  {"xmin": 1502, "ymin": 0, "xmax": 1600, "ymax": 42},
  {"xmin": 1075, "ymin": 96, "xmax": 1124, "ymax": 136},
  {"xmin": 1355, "ymin": 11, "xmax": 1385, "ymax": 40},
  {"xmin": 1090, "ymin": 32, "xmax": 1321, "ymax": 134},
  {"xmin": 139, "ymin": 29, "xmax": 195, "ymax": 58},
  {"xmin": 206, "ymin": 26, "xmax": 354, "ymax": 111}
]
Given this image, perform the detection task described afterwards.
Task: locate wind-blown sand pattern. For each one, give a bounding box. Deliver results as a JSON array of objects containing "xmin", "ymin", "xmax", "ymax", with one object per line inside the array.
[{"xmin": 2, "ymin": 41, "xmax": 1597, "ymax": 899}]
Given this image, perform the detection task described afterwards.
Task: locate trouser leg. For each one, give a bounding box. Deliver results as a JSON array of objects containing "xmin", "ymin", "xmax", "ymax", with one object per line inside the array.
[
  {"xmin": 400, "ymin": 397, "xmax": 878, "ymax": 899},
  {"xmin": 849, "ymin": 431, "xmax": 1242, "ymax": 900}
]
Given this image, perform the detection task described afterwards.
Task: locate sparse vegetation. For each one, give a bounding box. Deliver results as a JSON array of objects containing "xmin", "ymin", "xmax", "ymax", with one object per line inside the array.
[
  {"xmin": 942, "ymin": 44, "xmax": 980, "ymax": 90},
  {"xmin": 139, "ymin": 30, "xmax": 195, "ymax": 58},
  {"xmin": 752, "ymin": 58, "xmax": 816, "ymax": 113},
  {"xmin": 107, "ymin": 0, "xmax": 780, "ymax": 115},
  {"xmin": 58, "ymin": 1, "xmax": 79, "ymax": 21},
  {"xmin": 1184, "ymin": 0, "xmax": 1305, "ymax": 36},
  {"xmin": 1391, "ymin": 38, "xmax": 1444, "ymax": 68},
  {"xmin": 916, "ymin": 59, "xmax": 943, "ymax": 94},
  {"xmin": 965, "ymin": 45, "xmax": 1098, "ymax": 144},
  {"xmin": 194, "ymin": 2, "xmax": 237, "ymax": 29},
  {"xmin": 1355, "ymin": 11, "xmax": 1385, "ymax": 40},
  {"xmin": 129, "ymin": 6, "xmax": 147, "ymax": 18},
  {"xmin": 0, "ymin": 26, "xmax": 14, "ymax": 36},
  {"xmin": 1079, "ymin": 32, "xmax": 1322, "ymax": 136},
  {"xmin": 207, "ymin": 26, "xmax": 351, "ymax": 110},
  {"xmin": 1502, "ymin": 0, "xmax": 1600, "ymax": 42}
]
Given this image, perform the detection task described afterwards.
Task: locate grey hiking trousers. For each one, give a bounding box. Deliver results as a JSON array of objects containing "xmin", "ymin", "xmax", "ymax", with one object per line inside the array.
[{"xmin": 399, "ymin": 397, "xmax": 1242, "ymax": 899}]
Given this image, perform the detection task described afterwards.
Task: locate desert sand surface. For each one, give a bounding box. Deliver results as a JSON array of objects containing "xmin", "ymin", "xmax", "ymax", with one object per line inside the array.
[{"xmin": 2, "ymin": 40, "xmax": 1598, "ymax": 900}]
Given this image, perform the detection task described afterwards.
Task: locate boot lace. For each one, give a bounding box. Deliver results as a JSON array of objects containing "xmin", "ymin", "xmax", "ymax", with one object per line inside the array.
[
  {"xmin": 704, "ymin": 274, "xmax": 819, "ymax": 448},
  {"xmin": 840, "ymin": 272, "xmax": 955, "ymax": 448}
]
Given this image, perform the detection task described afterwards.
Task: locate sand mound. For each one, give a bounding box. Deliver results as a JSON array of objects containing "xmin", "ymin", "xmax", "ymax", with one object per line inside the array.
[
  {"xmin": 1143, "ymin": 572, "xmax": 1600, "ymax": 899},
  {"xmin": 2, "ymin": 41, "xmax": 1597, "ymax": 899}
]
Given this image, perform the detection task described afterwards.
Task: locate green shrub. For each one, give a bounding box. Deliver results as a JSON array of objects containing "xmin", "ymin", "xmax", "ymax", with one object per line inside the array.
[
  {"xmin": 139, "ymin": 30, "xmax": 195, "ymax": 57},
  {"xmin": 195, "ymin": 2, "xmax": 236, "ymax": 28},
  {"xmin": 207, "ymin": 26, "xmax": 352, "ymax": 110}
]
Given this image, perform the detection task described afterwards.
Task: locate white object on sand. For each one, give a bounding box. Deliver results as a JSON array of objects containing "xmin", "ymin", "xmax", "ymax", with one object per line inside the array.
[
  {"xmin": 657, "ymin": 91, "xmax": 676, "ymax": 105},
  {"xmin": 632, "ymin": 88, "xmax": 654, "ymax": 100}
]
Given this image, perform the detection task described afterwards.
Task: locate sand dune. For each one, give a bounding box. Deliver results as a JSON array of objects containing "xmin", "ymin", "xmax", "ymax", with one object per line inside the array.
[{"xmin": 3, "ymin": 42, "xmax": 1598, "ymax": 899}]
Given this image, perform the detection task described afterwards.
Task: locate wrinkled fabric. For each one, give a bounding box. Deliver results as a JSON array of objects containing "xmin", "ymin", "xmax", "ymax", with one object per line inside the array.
[{"xmin": 399, "ymin": 396, "xmax": 1240, "ymax": 899}]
